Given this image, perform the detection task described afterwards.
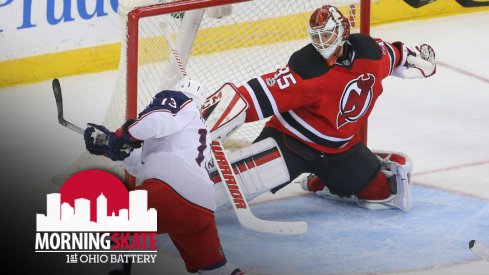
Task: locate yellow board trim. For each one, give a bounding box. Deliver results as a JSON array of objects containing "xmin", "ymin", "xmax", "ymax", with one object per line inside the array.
[
  {"xmin": 0, "ymin": 43, "xmax": 121, "ymax": 87},
  {"xmin": 1, "ymin": 1, "xmax": 488, "ymax": 88},
  {"xmin": 193, "ymin": 12, "xmax": 308, "ymax": 55},
  {"xmin": 371, "ymin": 0, "xmax": 489, "ymax": 26}
]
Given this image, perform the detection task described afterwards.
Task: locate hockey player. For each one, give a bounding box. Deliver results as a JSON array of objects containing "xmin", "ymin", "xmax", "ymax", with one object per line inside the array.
[
  {"xmin": 225, "ymin": 5, "xmax": 436, "ymax": 211},
  {"xmin": 84, "ymin": 77, "xmax": 245, "ymax": 275}
]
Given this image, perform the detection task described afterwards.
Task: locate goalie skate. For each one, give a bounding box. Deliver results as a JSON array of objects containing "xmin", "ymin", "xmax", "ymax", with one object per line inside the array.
[{"xmin": 298, "ymin": 173, "xmax": 358, "ymax": 204}]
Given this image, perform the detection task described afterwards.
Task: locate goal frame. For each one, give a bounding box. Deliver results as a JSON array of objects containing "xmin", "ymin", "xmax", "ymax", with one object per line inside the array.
[{"xmin": 126, "ymin": 0, "xmax": 371, "ymax": 139}]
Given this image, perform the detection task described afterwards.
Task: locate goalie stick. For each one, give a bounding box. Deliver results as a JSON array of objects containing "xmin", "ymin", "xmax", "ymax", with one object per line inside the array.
[
  {"xmin": 469, "ymin": 240, "xmax": 489, "ymax": 261},
  {"xmin": 161, "ymin": 23, "xmax": 307, "ymax": 235}
]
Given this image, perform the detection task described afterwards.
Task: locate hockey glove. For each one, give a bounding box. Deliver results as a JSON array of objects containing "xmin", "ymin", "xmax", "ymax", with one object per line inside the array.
[
  {"xmin": 107, "ymin": 119, "xmax": 142, "ymax": 161},
  {"xmin": 84, "ymin": 123, "xmax": 110, "ymax": 156},
  {"xmin": 392, "ymin": 43, "xmax": 436, "ymax": 79}
]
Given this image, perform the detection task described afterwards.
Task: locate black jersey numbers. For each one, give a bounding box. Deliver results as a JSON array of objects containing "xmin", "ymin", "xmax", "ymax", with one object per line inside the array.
[
  {"xmin": 195, "ymin": 128, "xmax": 208, "ymax": 166},
  {"xmin": 274, "ymin": 67, "xmax": 297, "ymax": 90}
]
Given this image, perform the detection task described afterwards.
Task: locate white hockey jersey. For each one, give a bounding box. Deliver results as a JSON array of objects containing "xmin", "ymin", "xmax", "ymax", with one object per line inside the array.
[{"xmin": 122, "ymin": 90, "xmax": 216, "ymax": 211}]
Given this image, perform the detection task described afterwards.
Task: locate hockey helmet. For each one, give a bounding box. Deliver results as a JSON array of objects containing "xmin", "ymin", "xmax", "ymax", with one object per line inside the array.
[
  {"xmin": 173, "ymin": 76, "xmax": 207, "ymax": 110},
  {"xmin": 308, "ymin": 5, "xmax": 350, "ymax": 66}
]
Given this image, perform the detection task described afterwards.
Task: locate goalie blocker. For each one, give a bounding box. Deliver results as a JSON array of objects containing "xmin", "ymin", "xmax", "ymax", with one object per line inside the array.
[{"xmin": 201, "ymin": 83, "xmax": 248, "ymax": 142}]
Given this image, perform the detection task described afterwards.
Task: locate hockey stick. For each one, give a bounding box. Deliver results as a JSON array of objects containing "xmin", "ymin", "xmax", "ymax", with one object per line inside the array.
[
  {"xmin": 469, "ymin": 240, "xmax": 489, "ymax": 261},
  {"xmin": 161, "ymin": 24, "xmax": 307, "ymax": 235},
  {"xmin": 52, "ymin": 78, "xmax": 85, "ymax": 135},
  {"xmin": 52, "ymin": 78, "xmax": 110, "ymax": 146}
]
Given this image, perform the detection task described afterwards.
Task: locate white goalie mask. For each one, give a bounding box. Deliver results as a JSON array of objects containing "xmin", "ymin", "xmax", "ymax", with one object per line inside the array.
[
  {"xmin": 173, "ymin": 76, "xmax": 207, "ymax": 110},
  {"xmin": 307, "ymin": 5, "xmax": 350, "ymax": 66}
]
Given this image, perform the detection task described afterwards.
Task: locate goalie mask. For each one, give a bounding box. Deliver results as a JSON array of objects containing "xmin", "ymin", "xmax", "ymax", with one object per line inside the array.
[
  {"xmin": 173, "ymin": 76, "xmax": 207, "ymax": 110},
  {"xmin": 308, "ymin": 5, "xmax": 350, "ymax": 66}
]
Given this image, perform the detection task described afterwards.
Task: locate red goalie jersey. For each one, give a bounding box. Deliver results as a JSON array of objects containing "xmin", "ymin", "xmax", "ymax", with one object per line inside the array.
[{"xmin": 237, "ymin": 33, "xmax": 404, "ymax": 154}]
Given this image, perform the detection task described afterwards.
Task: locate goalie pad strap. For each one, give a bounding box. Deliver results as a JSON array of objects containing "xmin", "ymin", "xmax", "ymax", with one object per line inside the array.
[{"xmin": 209, "ymin": 148, "xmax": 281, "ymax": 182}]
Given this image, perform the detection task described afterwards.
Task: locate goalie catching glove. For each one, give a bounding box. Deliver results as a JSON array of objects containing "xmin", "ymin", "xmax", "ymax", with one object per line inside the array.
[
  {"xmin": 392, "ymin": 43, "xmax": 436, "ymax": 79},
  {"xmin": 84, "ymin": 120, "xmax": 142, "ymax": 161}
]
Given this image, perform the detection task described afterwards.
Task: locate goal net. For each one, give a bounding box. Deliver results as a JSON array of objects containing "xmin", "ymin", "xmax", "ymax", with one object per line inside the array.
[{"xmin": 53, "ymin": 0, "xmax": 370, "ymax": 186}]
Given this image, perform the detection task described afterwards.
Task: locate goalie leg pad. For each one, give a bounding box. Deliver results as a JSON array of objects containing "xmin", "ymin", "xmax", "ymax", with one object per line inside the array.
[
  {"xmin": 357, "ymin": 151, "xmax": 413, "ymax": 211},
  {"xmin": 210, "ymin": 138, "xmax": 290, "ymax": 210},
  {"xmin": 312, "ymin": 151, "xmax": 413, "ymax": 211}
]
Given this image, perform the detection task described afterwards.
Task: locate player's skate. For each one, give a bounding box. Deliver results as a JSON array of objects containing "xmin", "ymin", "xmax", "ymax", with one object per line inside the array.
[{"xmin": 299, "ymin": 151, "xmax": 413, "ymax": 211}]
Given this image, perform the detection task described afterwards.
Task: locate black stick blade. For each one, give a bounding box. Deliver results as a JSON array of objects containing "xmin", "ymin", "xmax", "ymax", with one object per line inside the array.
[
  {"xmin": 51, "ymin": 78, "xmax": 85, "ymax": 135},
  {"xmin": 52, "ymin": 78, "xmax": 65, "ymax": 125}
]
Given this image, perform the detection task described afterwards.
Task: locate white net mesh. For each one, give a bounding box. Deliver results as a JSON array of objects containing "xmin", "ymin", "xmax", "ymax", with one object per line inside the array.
[{"xmin": 53, "ymin": 0, "xmax": 363, "ymax": 186}]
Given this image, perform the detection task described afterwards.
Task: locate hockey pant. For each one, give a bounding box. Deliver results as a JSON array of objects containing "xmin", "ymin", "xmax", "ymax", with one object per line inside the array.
[{"xmin": 135, "ymin": 179, "xmax": 226, "ymax": 272}]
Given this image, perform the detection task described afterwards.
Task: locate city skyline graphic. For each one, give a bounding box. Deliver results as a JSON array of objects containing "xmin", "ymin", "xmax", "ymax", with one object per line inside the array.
[{"xmin": 36, "ymin": 190, "xmax": 157, "ymax": 232}]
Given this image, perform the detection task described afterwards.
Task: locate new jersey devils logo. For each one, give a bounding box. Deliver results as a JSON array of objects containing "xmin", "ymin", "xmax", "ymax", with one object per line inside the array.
[{"xmin": 336, "ymin": 73, "xmax": 375, "ymax": 128}]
